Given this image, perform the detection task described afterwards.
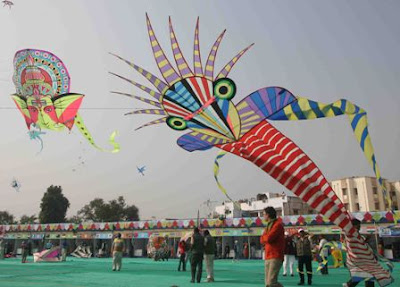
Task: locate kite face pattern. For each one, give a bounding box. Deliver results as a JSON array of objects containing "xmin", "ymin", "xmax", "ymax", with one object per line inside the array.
[
  {"xmin": 112, "ymin": 15, "xmax": 393, "ymax": 286},
  {"xmin": 12, "ymin": 49, "xmax": 119, "ymax": 153}
]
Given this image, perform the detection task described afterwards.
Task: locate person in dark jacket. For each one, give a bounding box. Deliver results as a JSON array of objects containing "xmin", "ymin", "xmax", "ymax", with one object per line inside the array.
[
  {"xmin": 296, "ymin": 229, "xmax": 313, "ymax": 285},
  {"xmin": 190, "ymin": 227, "xmax": 204, "ymax": 283},
  {"xmin": 224, "ymin": 244, "xmax": 230, "ymax": 259},
  {"xmin": 204, "ymin": 230, "xmax": 216, "ymax": 282},
  {"xmin": 177, "ymin": 240, "xmax": 186, "ymax": 271},
  {"xmin": 283, "ymin": 231, "xmax": 296, "ymax": 276},
  {"xmin": 21, "ymin": 241, "xmax": 28, "ymax": 263}
]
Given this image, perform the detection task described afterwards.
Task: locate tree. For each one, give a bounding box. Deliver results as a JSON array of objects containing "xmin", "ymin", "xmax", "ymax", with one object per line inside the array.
[
  {"xmin": 78, "ymin": 196, "xmax": 139, "ymax": 222},
  {"xmin": 39, "ymin": 185, "xmax": 70, "ymax": 223},
  {"xmin": 0, "ymin": 211, "xmax": 15, "ymax": 224},
  {"xmin": 19, "ymin": 214, "xmax": 37, "ymax": 224},
  {"xmin": 66, "ymin": 215, "xmax": 82, "ymax": 224}
]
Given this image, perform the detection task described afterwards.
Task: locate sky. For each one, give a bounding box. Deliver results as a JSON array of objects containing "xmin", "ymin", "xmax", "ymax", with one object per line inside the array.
[{"xmin": 0, "ymin": 0, "xmax": 399, "ymax": 221}]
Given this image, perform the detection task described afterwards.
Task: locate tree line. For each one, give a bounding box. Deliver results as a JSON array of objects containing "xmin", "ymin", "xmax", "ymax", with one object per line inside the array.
[{"xmin": 0, "ymin": 185, "xmax": 139, "ymax": 224}]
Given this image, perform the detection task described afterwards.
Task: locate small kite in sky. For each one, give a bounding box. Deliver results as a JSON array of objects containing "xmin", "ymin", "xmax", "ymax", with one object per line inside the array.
[
  {"xmin": 2, "ymin": 1, "xmax": 13, "ymax": 9},
  {"xmin": 11, "ymin": 178, "xmax": 21, "ymax": 192},
  {"xmin": 137, "ymin": 166, "xmax": 146, "ymax": 176},
  {"xmin": 11, "ymin": 49, "xmax": 120, "ymax": 153},
  {"xmin": 111, "ymin": 14, "xmax": 394, "ymax": 286}
]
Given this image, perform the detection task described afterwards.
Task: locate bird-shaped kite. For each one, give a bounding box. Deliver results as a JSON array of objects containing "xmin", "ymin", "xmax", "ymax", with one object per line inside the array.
[{"xmin": 111, "ymin": 15, "xmax": 394, "ymax": 286}]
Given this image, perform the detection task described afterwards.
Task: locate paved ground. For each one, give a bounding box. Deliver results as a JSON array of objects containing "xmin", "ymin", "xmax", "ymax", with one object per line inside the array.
[{"xmin": 0, "ymin": 257, "xmax": 397, "ymax": 287}]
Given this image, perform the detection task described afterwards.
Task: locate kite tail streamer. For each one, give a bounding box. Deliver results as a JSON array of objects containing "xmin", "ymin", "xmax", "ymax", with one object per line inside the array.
[
  {"xmin": 275, "ymin": 97, "xmax": 394, "ymax": 214},
  {"xmin": 74, "ymin": 114, "xmax": 120, "ymax": 153},
  {"xmin": 213, "ymin": 150, "xmax": 241, "ymax": 209},
  {"xmin": 217, "ymin": 120, "xmax": 393, "ymax": 286}
]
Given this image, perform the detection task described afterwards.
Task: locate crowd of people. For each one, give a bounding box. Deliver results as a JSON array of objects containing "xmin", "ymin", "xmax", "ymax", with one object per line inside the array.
[
  {"xmin": 260, "ymin": 207, "xmax": 378, "ymax": 287},
  {"xmin": 0, "ymin": 207, "xmax": 384, "ymax": 286}
]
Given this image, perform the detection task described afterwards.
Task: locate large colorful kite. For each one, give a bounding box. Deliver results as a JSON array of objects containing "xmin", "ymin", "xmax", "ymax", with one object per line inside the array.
[
  {"xmin": 11, "ymin": 49, "xmax": 119, "ymax": 153},
  {"xmin": 111, "ymin": 15, "xmax": 394, "ymax": 286}
]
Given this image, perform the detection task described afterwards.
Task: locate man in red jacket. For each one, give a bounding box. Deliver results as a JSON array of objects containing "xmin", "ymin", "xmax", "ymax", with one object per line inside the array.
[{"xmin": 260, "ymin": 206, "xmax": 285, "ymax": 287}]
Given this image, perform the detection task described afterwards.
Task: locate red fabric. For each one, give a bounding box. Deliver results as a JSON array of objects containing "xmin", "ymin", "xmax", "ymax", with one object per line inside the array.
[
  {"xmin": 260, "ymin": 218, "xmax": 285, "ymax": 260},
  {"xmin": 178, "ymin": 241, "xmax": 186, "ymax": 254}
]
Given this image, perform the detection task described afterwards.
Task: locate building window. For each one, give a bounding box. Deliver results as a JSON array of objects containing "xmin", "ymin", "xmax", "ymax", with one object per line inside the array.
[
  {"xmin": 342, "ymin": 188, "xmax": 347, "ymax": 196},
  {"xmin": 292, "ymin": 209, "xmax": 299, "ymax": 215},
  {"xmin": 390, "ymin": 190, "xmax": 396, "ymax": 197},
  {"xmin": 355, "ymin": 203, "xmax": 360, "ymax": 211},
  {"xmin": 373, "ymin": 187, "xmax": 378, "ymax": 195},
  {"xmin": 344, "ymin": 203, "xmax": 349, "ymax": 210},
  {"xmin": 374, "ymin": 202, "xmax": 380, "ymax": 210},
  {"xmin": 353, "ymin": 188, "xmax": 358, "ymax": 196}
]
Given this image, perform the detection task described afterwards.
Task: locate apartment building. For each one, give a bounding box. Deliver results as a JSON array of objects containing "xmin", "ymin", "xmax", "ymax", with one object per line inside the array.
[
  {"xmin": 214, "ymin": 192, "xmax": 316, "ymax": 218},
  {"xmin": 330, "ymin": 176, "xmax": 400, "ymax": 212}
]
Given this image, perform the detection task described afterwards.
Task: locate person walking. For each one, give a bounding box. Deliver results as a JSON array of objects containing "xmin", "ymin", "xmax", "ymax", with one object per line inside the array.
[
  {"xmin": 296, "ymin": 229, "xmax": 313, "ymax": 285},
  {"xmin": 177, "ymin": 239, "xmax": 186, "ymax": 271},
  {"xmin": 204, "ymin": 230, "xmax": 216, "ymax": 282},
  {"xmin": 190, "ymin": 227, "xmax": 204, "ymax": 283},
  {"xmin": 260, "ymin": 206, "xmax": 285, "ymax": 287},
  {"xmin": 111, "ymin": 233, "xmax": 125, "ymax": 271},
  {"xmin": 283, "ymin": 231, "xmax": 296, "ymax": 277}
]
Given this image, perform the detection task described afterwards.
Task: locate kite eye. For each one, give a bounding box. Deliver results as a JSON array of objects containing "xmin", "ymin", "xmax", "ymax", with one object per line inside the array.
[
  {"xmin": 44, "ymin": 106, "xmax": 53, "ymax": 113},
  {"xmin": 213, "ymin": 78, "xmax": 236, "ymax": 100},
  {"xmin": 29, "ymin": 106, "xmax": 38, "ymax": 113},
  {"xmin": 166, "ymin": 116, "xmax": 187, "ymax": 131}
]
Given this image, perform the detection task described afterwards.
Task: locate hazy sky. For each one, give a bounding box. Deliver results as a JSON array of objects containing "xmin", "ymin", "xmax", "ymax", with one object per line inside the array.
[{"xmin": 0, "ymin": 0, "xmax": 399, "ymax": 221}]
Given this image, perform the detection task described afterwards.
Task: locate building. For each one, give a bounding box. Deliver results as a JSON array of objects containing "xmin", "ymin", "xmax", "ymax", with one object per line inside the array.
[
  {"xmin": 330, "ymin": 176, "xmax": 400, "ymax": 212},
  {"xmin": 214, "ymin": 192, "xmax": 316, "ymax": 218}
]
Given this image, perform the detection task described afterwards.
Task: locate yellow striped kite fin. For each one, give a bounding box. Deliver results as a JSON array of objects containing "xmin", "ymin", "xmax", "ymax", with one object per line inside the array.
[{"xmin": 269, "ymin": 97, "xmax": 392, "ymax": 211}]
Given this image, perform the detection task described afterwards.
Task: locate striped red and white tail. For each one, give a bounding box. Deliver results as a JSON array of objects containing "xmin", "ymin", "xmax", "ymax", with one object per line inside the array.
[{"xmin": 218, "ymin": 120, "xmax": 393, "ymax": 286}]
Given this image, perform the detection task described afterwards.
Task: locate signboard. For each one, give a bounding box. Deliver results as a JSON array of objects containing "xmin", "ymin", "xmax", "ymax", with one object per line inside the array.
[{"xmin": 95, "ymin": 233, "xmax": 113, "ymax": 239}]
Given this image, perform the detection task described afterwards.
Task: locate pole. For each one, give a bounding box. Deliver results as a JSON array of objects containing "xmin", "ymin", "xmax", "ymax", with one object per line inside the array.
[
  {"xmin": 373, "ymin": 220, "xmax": 379, "ymax": 253},
  {"xmin": 197, "ymin": 209, "xmax": 200, "ymax": 227}
]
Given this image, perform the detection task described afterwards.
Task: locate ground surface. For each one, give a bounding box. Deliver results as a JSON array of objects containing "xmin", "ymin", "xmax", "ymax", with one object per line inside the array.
[{"xmin": 0, "ymin": 258, "xmax": 398, "ymax": 287}]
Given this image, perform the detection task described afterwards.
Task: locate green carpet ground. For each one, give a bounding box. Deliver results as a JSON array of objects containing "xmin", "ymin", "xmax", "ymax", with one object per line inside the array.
[{"xmin": 0, "ymin": 257, "xmax": 398, "ymax": 287}]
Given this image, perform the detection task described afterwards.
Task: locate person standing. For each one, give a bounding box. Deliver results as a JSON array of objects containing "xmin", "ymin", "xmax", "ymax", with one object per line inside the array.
[
  {"xmin": 243, "ymin": 242, "xmax": 249, "ymax": 259},
  {"xmin": 177, "ymin": 240, "xmax": 187, "ymax": 271},
  {"xmin": 216, "ymin": 239, "xmax": 222, "ymax": 259},
  {"xmin": 233, "ymin": 240, "xmax": 240, "ymax": 262},
  {"xmin": 111, "ymin": 233, "xmax": 125, "ymax": 271},
  {"xmin": 61, "ymin": 239, "xmax": 68, "ymax": 261},
  {"xmin": 296, "ymin": 229, "xmax": 313, "ymax": 285},
  {"xmin": 190, "ymin": 227, "xmax": 204, "ymax": 283},
  {"xmin": 260, "ymin": 206, "xmax": 285, "ymax": 287},
  {"xmin": 204, "ymin": 230, "xmax": 216, "ymax": 282},
  {"xmin": 21, "ymin": 241, "xmax": 29, "ymax": 263},
  {"xmin": 224, "ymin": 244, "xmax": 230, "ymax": 259},
  {"xmin": 283, "ymin": 231, "xmax": 296, "ymax": 277},
  {"xmin": 0, "ymin": 239, "xmax": 4, "ymax": 260}
]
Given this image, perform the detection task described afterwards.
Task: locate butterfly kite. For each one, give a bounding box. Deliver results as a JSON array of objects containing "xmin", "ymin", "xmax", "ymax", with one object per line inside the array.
[
  {"xmin": 11, "ymin": 49, "xmax": 119, "ymax": 152},
  {"xmin": 111, "ymin": 15, "xmax": 394, "ymax": 286}
]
